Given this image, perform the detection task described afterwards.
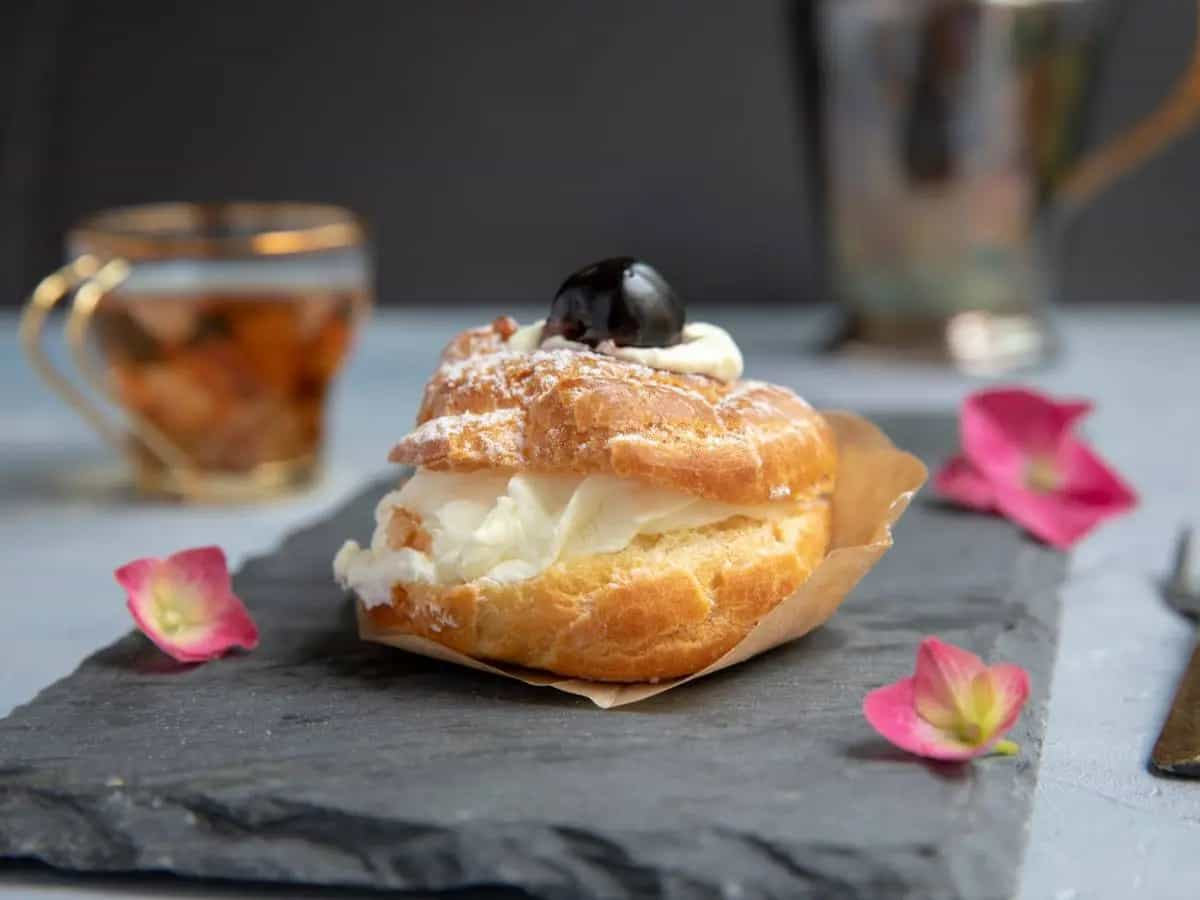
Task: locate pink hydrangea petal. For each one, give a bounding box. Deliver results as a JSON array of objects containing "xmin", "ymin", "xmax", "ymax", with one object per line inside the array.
[
  {"xmin": 912, "ymin": 637, "xmax": 986, "ymax": 729},
  {"xmin": 934, "ymin": 454, "xmax": 996, "ymax": 512},
  {"xmin": 961, "ymin": 388, "xmax": 1092, "ymax": 483},
  {"xmin": 113, "ymin": 557, "xmax": 158, "ymax": 600},
  {"xmin": 1056, "ymin": 436, "xmax": 1138, "ymax": 510},
  {"xmin": 950, "ymin": 388, "xmax": 1135, "ymax": 549},
  {"xmin": 163, "ymin": 546, "xmax": 234, "ymax": 593},
  {"xmin": 863, "ymin": 678, "xmax": 984, "ymax": 762},
  {"xmin": 996, "ymin": 435, "xmax": 1135, "ymax": 550},
  {"xmin": 115, "ymin": 546, "xmax": 258, "ymax": 663},
  {"xmin": 973, "ymin": 663, "xmax": 1031, "ymax": 737},
  {"xmin": 863, "ymin": 638, "xmax": 1032, "ymax": 762},
  {"xmin": 991, "ymin": 478, "xmax": 1132, "ymax": 550}
]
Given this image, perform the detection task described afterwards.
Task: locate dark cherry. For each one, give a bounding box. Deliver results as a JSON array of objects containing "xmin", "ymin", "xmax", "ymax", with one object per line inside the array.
[{"xmin": 544, "ymin": 257, "xmax": 684, "ymax": 348}]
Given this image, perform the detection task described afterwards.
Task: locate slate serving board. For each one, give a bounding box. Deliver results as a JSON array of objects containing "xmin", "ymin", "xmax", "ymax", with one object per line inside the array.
[{"xmin": 0, "ymin": 414, "xmax": 1066, "ymax": 900}]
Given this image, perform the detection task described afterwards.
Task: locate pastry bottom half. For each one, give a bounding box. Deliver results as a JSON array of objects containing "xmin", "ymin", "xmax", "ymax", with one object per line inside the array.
[{"xmin": 361, "ymin": 500, "xmax": 831, "ymax": 682}]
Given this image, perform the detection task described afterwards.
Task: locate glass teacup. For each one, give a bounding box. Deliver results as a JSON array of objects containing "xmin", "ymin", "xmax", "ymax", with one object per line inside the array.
[{"xmin": 20, "ymin": 203, "xmax": 372, "ymax": 502}]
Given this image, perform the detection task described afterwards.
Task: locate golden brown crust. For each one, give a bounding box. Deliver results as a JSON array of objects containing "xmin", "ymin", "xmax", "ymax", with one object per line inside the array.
[
  {"xmin": 388, "ymin": 318, "xmax": 838, "ymax": 505},
  {"xmin": 362, "ymin": 499, "xmax": 830, "ymax": 682}
]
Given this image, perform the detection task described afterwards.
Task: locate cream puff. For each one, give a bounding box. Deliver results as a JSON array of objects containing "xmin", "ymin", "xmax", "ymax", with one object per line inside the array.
[{"xmin": 335, "ymin": 258, "xmax": 837, "ymax": 682}]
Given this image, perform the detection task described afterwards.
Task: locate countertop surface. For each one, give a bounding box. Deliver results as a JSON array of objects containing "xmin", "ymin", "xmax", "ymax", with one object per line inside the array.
[{"xmin": 2, "ymin": 305, "xmax": 1198, "ymax": 899}]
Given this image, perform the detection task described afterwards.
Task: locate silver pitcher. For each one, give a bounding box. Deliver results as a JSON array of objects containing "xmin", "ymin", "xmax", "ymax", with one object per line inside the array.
[{"xmin": 819, "ymin": 0, "xmax": 1200, "ymax": 372}]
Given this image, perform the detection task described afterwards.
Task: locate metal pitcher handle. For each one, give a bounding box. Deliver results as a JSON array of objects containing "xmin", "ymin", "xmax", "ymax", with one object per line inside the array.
[{"xmin": 1058, "ymin": 0, "xmax": 1200, "ymax": 216}]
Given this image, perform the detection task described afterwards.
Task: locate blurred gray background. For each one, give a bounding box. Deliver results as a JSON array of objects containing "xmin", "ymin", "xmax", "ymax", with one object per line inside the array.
[{"xmin": 1, "ymin": 0, "xmax": 1196, "ymax": 307}]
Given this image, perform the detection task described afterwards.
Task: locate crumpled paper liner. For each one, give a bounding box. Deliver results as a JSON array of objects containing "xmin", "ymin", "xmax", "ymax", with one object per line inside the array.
[{"xmin": 358, "ymin": 411, "xmax": 928, "ymax": 708}]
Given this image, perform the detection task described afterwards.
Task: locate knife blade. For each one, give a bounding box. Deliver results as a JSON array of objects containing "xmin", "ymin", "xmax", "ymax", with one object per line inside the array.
[
  {"xmin": 1152, "ymin": 527, "xmax": 1200, "ymax": 777},
  {"xmin": 1151, "ymin": 636, "xmax": 1200, "ymax": 776}
]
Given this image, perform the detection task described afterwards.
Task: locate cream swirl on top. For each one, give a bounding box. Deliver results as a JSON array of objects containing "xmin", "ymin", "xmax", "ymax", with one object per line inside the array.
[{"xmin": 506, "ymin": 319, "xmax": 743, "ymax": 382}]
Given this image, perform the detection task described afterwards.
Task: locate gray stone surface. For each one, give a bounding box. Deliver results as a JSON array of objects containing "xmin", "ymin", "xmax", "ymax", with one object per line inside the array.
[{"xmin": 0, "ymin": 414, "xmax": 1066, "ymax": 900}]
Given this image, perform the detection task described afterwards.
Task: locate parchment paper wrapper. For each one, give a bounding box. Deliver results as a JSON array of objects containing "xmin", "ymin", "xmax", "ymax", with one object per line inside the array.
[{"xmin": 359, "ymin": 411, "xmax": 927, "ymax": 708}]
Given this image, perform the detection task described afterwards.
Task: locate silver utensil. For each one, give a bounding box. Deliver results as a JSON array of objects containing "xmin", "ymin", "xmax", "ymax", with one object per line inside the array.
[{"xmin": 1151, "ymin": 526, "xmax": 1200, "ymax": 776}]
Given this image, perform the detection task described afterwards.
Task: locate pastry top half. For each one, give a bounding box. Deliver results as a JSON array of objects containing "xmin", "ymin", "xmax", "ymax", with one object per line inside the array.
[{"xmin": 390, "ymin": 316, "xmax": 837, "ymax": 507}]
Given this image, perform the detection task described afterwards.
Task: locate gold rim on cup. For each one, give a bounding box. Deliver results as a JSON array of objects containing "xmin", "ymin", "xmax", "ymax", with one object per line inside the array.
[{"xmin": 68, "ymin": 202, "xmax": 367, "ymax": 260}]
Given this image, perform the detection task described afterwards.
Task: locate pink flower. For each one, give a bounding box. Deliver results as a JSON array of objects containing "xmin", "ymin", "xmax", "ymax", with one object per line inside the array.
[
  {"xmin": 115, "ymin": 546, "xmax": 259, "ymax": 663},
  {"xmin": 935, "ymin": 387, "xmax": 1136, "ymax": 549},
  {"xmin": 863, "ymin": 637, "xmax": 1029, "ymax": 761}
]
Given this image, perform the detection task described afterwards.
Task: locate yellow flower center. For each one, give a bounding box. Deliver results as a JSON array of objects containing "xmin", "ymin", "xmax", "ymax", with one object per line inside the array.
[
  {"xmin": 160, "ymin": 606, "xmax": 183, "ymax": 634},
  {"xmin": 152, "ymin": 580, "xmax": 198, "ymax": 636},
  {"xmin": 1025, "ymin": 455, "xmax": 1062, "ymax": 493},
  {"xmin": 955, "ymin": 719, "xmax": 984, "ymax": 746}
]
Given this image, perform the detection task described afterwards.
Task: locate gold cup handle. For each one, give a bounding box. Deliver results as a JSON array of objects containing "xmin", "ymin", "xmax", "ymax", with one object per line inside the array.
[
  {"xmin": 19, "ymin": 255, "xmax": 203, "ymax": 493},
  {"xmin": 1058, "ymin": 0, "xmax": 1200, "ymax": 216}
]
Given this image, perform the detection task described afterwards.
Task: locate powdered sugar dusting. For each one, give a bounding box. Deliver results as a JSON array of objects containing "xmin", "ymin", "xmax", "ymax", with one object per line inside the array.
[
  {"xmin": 399, "ymin": 408, "xmax": 526, "ymax": 463},
  {"xmin": 388, "ymin": 318, "xmax": 824, "ymax": 504},
  {"xmin": 608, "ymin": 431, "xmax": 750, "ymax": 451},
  {"xmin": 417, "ymin": 599, "xmax": 459, "ymax": 632},
  {"xmin": 723, "ymin": 379, "xmax": 770, "ymax": 398},
  {"xmin": 409, "ymin": 409, "xmax": 523, "ymax": 443}
]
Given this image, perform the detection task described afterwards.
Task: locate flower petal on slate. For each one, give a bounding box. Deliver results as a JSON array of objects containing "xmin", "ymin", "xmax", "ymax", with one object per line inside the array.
[
  {"xmin": 863, "ymin": 637, "xmax": 1030, "ymax": 762},
  {"xmin": 115, "ymin": 546, "xmax": 258, "ymax": 663},
  {"xmin": 934, "ymin": 454, "xmax": 996, "ymax": 512}
]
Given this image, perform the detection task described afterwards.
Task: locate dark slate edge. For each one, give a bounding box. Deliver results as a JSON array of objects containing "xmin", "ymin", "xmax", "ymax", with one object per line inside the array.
[
  {"xmin": 0, "ymin": 783, "xmax": 962, "ymax": 900},
  {"xmin": 933, "ymin": 541, "xmax": 1064, "ymax": 900}
]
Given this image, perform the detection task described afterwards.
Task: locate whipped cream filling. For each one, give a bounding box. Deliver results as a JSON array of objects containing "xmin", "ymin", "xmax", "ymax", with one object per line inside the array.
[
  {"xmin": 334, "ymin": 468, "xmax": 785, "ymax": 605},
  {"xmin": 505, "ymin": 320, "xmax": 743, "ymax": 382}
]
